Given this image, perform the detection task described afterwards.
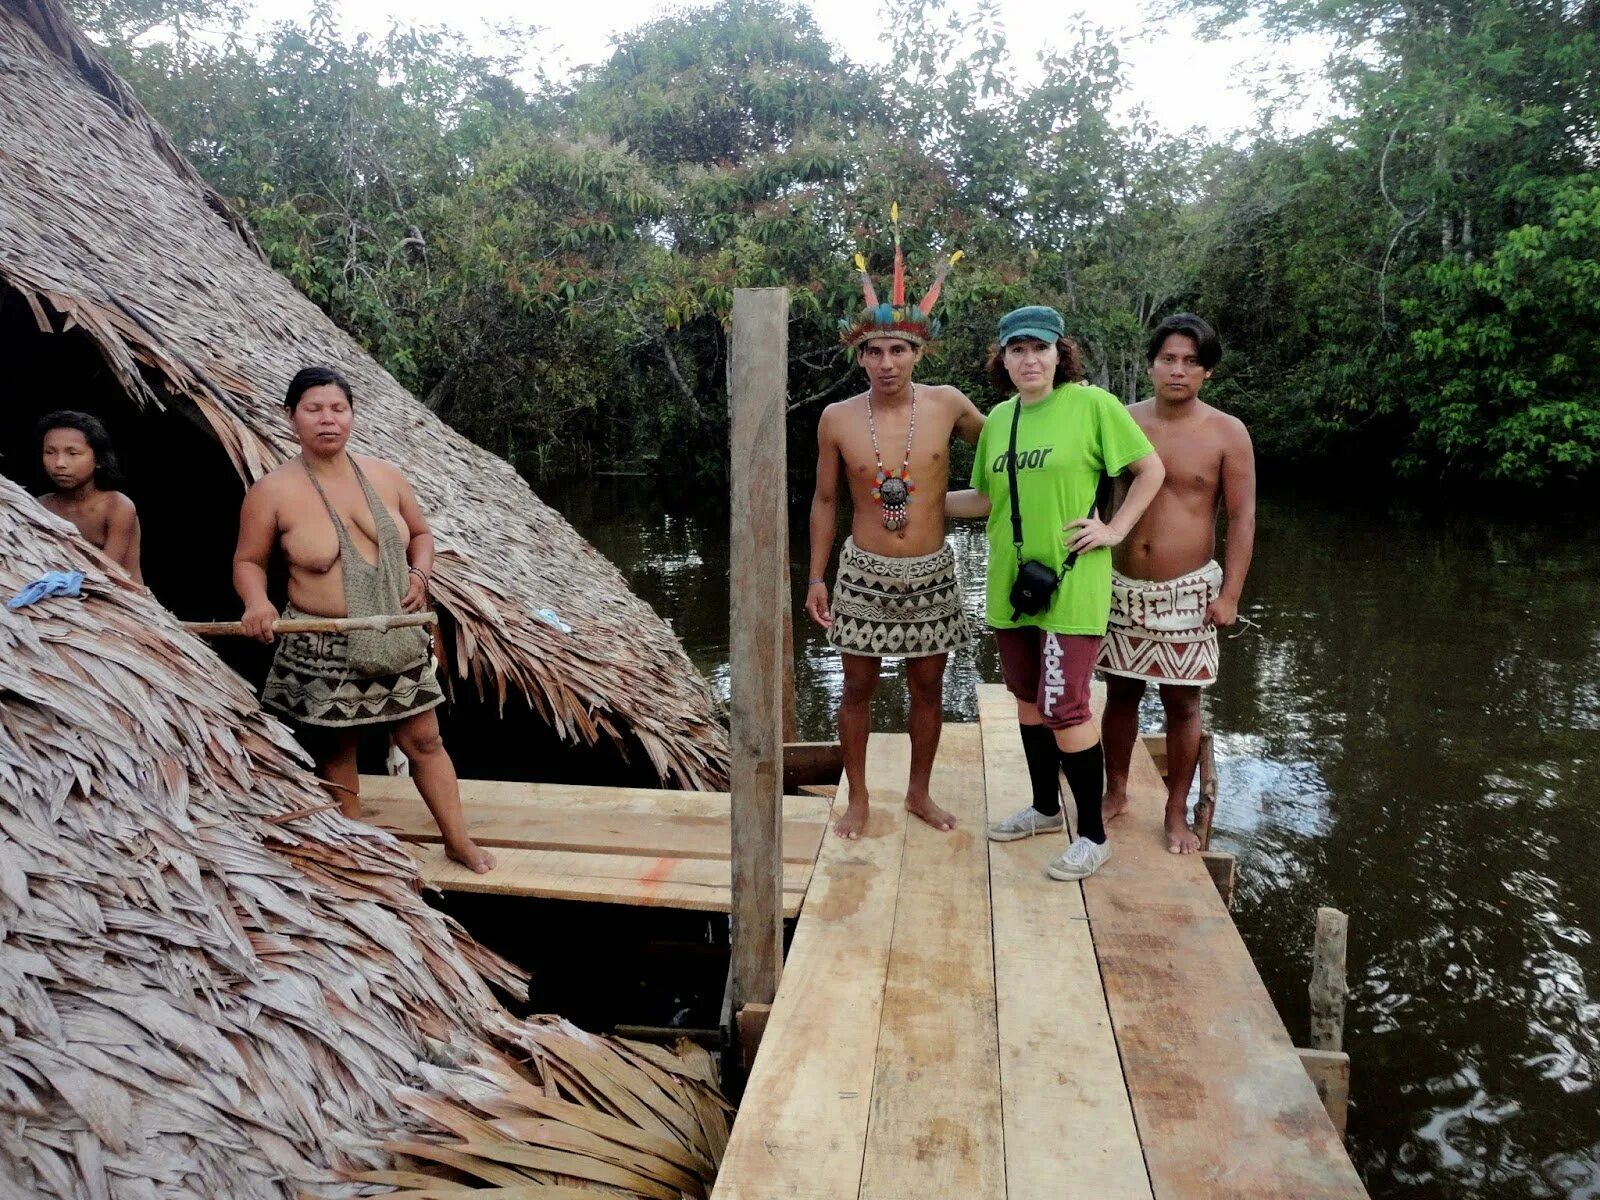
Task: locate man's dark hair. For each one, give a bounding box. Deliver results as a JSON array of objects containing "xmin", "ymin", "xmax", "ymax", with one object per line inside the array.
[
  {"xmin": 35, "ymin": 410, "xmax": 121, "ymax": 488},
  {"xmin": 985, "ymin": 338, "xmax": 1085, "ymax": 396},
  {"xmin": 1145, "ymin": 313, "xmax": 1222, "ymax": 369},
  {"xmin": 285, "ymin": 365, "xmax": 354, "ymax": 412}
]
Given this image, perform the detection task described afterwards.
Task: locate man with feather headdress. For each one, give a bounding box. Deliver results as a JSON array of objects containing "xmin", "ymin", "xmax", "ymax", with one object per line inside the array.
[{"xmin": 803, "ymin": 206, "xmax": 984, "ymax": 840}]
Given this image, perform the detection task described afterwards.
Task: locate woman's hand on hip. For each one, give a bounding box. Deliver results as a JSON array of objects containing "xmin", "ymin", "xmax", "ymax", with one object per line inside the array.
[{"xmin": 1065, "ymin": 510, "xmax": 1122, "ymax": 555}]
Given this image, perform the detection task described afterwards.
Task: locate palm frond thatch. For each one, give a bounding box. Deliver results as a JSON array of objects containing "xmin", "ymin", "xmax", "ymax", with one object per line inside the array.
[
  {"xmin": 0, "ymin": 475, "xmax": 730, "ymax": 1198},
  {"xmin": 0, "ymin": 0, "xmax": 729, "ymax": 789}
]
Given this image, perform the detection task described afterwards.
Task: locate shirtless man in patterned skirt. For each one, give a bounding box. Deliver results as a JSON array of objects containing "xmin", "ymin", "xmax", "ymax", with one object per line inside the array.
[{"xmin": 1098, "ymin": 314, "xmax": 1257, "ymax": 854}]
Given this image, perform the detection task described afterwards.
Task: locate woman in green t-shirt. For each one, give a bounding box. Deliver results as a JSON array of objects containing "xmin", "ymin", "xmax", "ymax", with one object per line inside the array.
[{"xmin": 950, "ymin": 306, "xmax": 1164, "ymax": 880}]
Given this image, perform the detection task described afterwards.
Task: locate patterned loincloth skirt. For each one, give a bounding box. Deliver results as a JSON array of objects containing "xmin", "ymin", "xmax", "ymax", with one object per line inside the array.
[
  {"xmin": 260, "ymin": 604, "xmax": 444, "ymax": 728},
  {"xmin": 826, "ymin": 537, "xmax": 973, "ymax": 659},
  {"xmin": 1097, "ymin": 560, "xmax": 1224, "ymax": 687}
]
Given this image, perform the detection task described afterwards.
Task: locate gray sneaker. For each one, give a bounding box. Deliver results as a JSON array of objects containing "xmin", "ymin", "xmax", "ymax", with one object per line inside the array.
[
  {"xmin": 987, "ymin": 804, "xmax": 1066, "ymax": 842},
  {"xmin": 1046, "ymin": 836, "xmax": 1112, "ymax": 880}
]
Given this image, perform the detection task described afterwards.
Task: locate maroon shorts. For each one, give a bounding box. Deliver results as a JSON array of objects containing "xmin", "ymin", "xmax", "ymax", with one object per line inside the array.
[{"xmin": 994, "ymin": 628, "xmax": 1100, "ymax": 730}]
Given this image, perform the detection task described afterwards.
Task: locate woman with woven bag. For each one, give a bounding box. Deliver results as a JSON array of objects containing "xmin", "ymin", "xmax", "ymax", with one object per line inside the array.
[
  {"xmin": 233, "ymin": 365, "xmax": 494, "ymax": 873},
  {"xmin": 949, "ymin": 307, "xmax": 1164, "ymax": 880}
]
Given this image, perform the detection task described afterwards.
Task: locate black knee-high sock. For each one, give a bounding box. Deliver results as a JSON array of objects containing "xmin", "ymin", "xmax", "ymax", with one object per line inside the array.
[
  {"xmin": 1060, "ymin": 742, "xmax": 1106, "ymax": 844},
  {"xmin": 1018, "ymin": 723, "xmax": 1061, "ymax": 816}
]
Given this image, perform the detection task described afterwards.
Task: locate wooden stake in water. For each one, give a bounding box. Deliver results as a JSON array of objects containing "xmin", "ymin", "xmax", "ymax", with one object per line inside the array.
[{"xmin": 1309, "ymin": 906, "xmax": 1349, "ymax": 1052}]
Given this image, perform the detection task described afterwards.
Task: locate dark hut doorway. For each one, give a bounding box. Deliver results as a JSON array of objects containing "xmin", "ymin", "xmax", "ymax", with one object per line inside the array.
[
  {"xmin": 0, "ymin": 287, "xmax": 271, "ymax": 678},
  {"xmin": 0, "ymin": 285, "xmax": 672, "ymax": 787}
]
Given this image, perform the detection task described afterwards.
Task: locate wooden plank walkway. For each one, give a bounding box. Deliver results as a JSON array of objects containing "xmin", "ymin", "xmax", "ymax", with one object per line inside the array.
[
  {"xmin": 358, "ymin": 775, "xmax": 830, "ymax": 916},
  {"xmin": 712, "ymin": 686, "xmax": 1368, "ymax": 1199}
]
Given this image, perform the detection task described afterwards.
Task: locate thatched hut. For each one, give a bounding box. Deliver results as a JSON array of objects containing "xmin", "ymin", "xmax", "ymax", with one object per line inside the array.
[
  {"xmin": 0, "ymin": 472, "xmax": 731, "ymax": 1197},
  {"xmin": 0, "ymin": 0, "xmax": 728, "ymax": 790}
]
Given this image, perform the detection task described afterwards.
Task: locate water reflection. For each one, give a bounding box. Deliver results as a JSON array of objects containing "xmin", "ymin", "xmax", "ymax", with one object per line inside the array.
[{"xmin": 542, "ymin": 479, "xmax": 1600, "ymax": 1200}]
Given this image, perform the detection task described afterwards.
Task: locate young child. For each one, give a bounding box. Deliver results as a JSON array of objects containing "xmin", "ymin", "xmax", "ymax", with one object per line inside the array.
[{"xmin": 35, "ymin": 410, "xmax": 143, "ymax": 584}]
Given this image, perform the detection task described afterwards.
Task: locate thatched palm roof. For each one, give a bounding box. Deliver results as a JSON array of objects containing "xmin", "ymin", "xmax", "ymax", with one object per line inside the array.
[
  {"xmin": 0, "ymin": 473, "xmax": 731, "ymax": 1197},
  {"xmin": 0, "ymin": 0, "xmax": 728, "ymax": 789}
]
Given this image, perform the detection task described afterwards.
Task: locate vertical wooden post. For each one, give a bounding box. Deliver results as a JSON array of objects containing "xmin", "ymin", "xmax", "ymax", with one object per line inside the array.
[
  {"xmin": 729, "ymin": 287, "xmax": 789, "ymax": 1023},
  {"xmin": 781, "ymin": 542, "xmax": 799, "ymax": 744},
  {"xmin": 1194, "ymin": 730, "xmax": 1218, "ymax": 851},
  {"xmin": 1309, "ymin": 907, "xmax": 1349, "ymax": 1053}
]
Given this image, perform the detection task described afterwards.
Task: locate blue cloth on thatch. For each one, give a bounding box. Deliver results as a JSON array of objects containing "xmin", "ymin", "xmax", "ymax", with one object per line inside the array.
[{"xmin": 7, "ymin": 570, "xmax": 84, "ymax": 610}]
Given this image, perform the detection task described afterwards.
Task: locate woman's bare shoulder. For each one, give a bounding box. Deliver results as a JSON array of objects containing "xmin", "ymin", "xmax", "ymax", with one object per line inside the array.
[
  {"xmin": 353, "ymin": 455, "xmax": 412, "ymax": 496},
  {"xmin": 244, "ymin": 460, "xmax": 304, "ymax": 504}
]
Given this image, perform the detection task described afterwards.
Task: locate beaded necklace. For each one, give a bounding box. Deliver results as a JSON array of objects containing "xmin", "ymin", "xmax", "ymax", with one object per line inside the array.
[{"xmin": 867, "ymin": 385, "xmax": 917, "ymax": 535}]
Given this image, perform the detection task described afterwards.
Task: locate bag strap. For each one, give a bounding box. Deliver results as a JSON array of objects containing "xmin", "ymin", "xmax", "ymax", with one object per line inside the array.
[
  {"xmin": 1006, "ymin": 401, "xmax": 1025, "ymax": 551},
  {"xmin": 1007, "ymin": 397, "xmax": 1095, "ymax": 578}
]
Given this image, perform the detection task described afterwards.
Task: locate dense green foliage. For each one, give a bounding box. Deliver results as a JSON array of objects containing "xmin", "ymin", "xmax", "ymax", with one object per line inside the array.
[{"xmin": 75, "ymin": 0, "xmax": 1600, "ymax": 485}]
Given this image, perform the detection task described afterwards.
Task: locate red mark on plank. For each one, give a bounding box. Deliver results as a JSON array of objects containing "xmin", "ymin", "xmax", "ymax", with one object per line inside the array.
[{"xmin": 639, "ymin": 857, "xmax": 680, "ymax": 895}]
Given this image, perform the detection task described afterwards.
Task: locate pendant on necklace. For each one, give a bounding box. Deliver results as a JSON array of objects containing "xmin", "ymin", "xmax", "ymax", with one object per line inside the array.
[{"xmin": 871, "ymin": 467, "xmax": 915, "ymax": 532}]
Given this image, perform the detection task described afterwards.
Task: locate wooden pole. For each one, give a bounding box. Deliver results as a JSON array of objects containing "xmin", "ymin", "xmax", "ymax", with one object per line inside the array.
[
  {"xmin": 1309, "ymin": 907, "xmax": 1349, "ymax": 1053},
  {"xmin": 729, "ymin": 287, "xmax": 789, "ymax": 1026},
  {"xmin": 780, "ymin": 541, "xmax": 799, "ymax": 744},
  {"xmin": 1194, "ymin": 730, "xmax": 1218, "ymax": 851},
  {"xmin": 182, "ymin": 612, "xmax": 437, "ymax": 638}
]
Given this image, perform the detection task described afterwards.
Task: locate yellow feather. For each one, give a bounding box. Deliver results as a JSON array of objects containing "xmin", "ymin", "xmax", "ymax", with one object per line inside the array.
[
  {"xmin": 950, "ymin": 249, "xmax": 965, "ymax": 265},
  {"xmin": 890, "ymin": 201, "xmax": 900, "ymax": 226},
  {"xmin": 853, "ymin": 252, "xmax": 866, "ymax": 272}
]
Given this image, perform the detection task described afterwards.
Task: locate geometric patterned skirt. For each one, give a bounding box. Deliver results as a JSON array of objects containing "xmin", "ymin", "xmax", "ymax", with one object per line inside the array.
[
  {"xmin": 260, "ymin": 605, "xmax": 444, "ymax": 728},
  {"xmin": 1096, "ymin": 560, "xmax": 1224, "ymax": 687},
  {"xmin": 825, "ymin": 536, "xmax": 973, "ymax": 659}
]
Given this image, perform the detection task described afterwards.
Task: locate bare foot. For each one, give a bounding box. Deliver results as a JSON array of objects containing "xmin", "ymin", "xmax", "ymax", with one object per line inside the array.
[
  {"xmin": 1103, "ymin": 788, "xmax": 1130, "ymax": 824},
  {"xmin": 1165, "ymin": 815, "xmax": 1201, "ymax": 855},
  {"xmin": 834, "ymin": 797, "xmax": 869, "ymax": 840},
  {"xmin": 446, "ymin": 838, "xmax": 496, "ymax": 873},
  {"xmin": 905, "ymin": 791, "xmax": 956, "ymax": 832}
]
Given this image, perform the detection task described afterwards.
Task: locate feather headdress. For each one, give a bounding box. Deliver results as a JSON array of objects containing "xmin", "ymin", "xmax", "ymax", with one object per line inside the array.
[{"xmin": 839, "ymin": 202, "xmax": 964, "ymax": 350}]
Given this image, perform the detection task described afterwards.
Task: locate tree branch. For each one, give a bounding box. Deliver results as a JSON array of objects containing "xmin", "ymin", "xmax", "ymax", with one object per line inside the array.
[
  {"xmin": 653, "ymin": 328, "xmax": 700, "ymax": 418},
  {"xmin": 787, "ymin": 372, "xmax": 855, "ymax": 413}
]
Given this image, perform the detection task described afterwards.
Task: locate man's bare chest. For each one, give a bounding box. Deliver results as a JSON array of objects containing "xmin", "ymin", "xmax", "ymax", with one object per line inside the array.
[
  {"xmin": 1145, "ymin": 428, "xmax": 1224, "ymax": 498},
  {"xmin": 837, "ymin": 418, "xmax": 955, "ymax": 489}
]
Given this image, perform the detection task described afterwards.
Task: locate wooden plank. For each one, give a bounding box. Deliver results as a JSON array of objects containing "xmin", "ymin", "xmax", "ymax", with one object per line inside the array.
[
  {"xmin": 358, "ymin": 777, "xmax": 827, "ymax": 866},
  {"xmin": 360, "ymin": 774, "xmax": 831, "ymax": 821},
  {"xmin": 414, "ymin": 844, "xmax": 813, "ymax": 892},
  {"xmin": 410, "ymin": 845, "xmax": 808, "ymax": 917},
  {"xmin": 729, "ymin": 285, "xmax": 790, "ymax": 1012},
  {"xmin": 978, "ymin": 688, "xmax": 1153, "ymax": 1200},
  {"xmin": 1297, "ymin": 1049, "xmax": 1351, "ymax": 1138},
  {"xmin": 859, "ymin": 724, "xmax": 1004, "ymax": 1199},
  {"xmin": 713, "ymin": 736, "xmax": 912, "ymax": 1200},
  {"xmin": 1080, "ymin": 687, "xmax": 1368, "ymax": 1199}
]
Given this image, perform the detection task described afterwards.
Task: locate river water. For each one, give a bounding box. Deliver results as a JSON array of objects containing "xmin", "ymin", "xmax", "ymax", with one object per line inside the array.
[{"xmin": 543, "ymin": 478, "xmax": 1600, "ymax": 1200}]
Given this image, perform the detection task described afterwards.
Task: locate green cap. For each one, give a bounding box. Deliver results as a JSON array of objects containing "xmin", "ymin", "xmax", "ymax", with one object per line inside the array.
[{"xmin": 997, "ymin": 305, "xmax": 1064, "ymax": 346}]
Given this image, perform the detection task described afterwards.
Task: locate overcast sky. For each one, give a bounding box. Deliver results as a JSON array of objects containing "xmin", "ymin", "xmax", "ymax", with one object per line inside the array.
[{"xmin": 242, "ymin": 0, "xmax": 1338, "ymax": 141}]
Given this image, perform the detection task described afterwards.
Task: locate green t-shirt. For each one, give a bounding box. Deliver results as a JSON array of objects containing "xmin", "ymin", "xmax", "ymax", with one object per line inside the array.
[{"xmin": 969, "ymin": 382, "xmax": 1154, "ymax": 634}]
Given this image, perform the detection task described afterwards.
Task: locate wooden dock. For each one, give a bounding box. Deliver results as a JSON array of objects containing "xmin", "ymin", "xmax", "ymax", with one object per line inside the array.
[
  {"xmin": 711, "ymin": 684, "xmax": 1368, "ymax": 1200},
  {"xmin": 360, "ymin": 775, "xmax": 830, "ymax": 917},
  {"xmin": 363, "ymin": 685, "xmax": 1366, "ymax": 1197}
]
